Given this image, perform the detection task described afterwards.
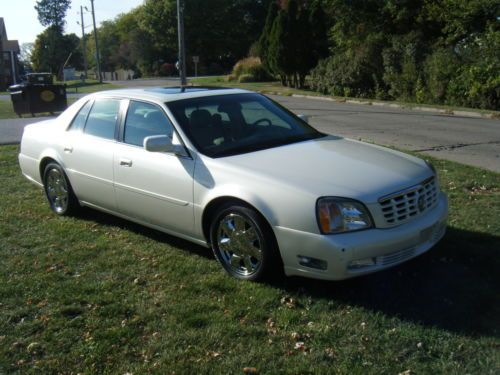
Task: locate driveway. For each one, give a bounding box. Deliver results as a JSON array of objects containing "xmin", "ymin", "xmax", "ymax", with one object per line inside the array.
[{"xmin": 1, "ymin": 90, "xmax": 498, "ymax": 173}]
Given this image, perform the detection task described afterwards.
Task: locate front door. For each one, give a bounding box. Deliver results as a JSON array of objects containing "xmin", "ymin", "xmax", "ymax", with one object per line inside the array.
[{"xmin": 113, "ymin": 100, "xmax": 195, "ymax": 235}]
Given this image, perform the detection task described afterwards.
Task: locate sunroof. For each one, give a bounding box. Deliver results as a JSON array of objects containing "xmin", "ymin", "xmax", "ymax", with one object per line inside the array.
[{"xmin": 145, "ymin": 86, "xmax": 231, "ymax": 94}]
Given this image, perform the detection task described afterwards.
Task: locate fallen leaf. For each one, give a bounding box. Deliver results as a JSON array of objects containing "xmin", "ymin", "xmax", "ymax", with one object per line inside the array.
[{"xmin": 243, "ymin": 367, "xmax": 257, "ymax": 374}]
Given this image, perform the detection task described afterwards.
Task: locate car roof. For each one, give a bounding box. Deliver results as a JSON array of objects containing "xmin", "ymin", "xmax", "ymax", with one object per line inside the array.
[{"xmin": 91, "ymin": 86, "xmax": 253, "ymax": 102}]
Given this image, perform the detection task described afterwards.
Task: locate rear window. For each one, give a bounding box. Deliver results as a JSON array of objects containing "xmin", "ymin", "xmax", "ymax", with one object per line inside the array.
[{"xmin": 84, "ymin": 99, "xmax": 120, "ymax": 140}]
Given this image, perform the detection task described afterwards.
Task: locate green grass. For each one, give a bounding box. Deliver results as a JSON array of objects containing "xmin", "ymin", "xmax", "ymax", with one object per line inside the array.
[
  {"xmin": 0, "ymin": 145, "xmax": 499, "ymax": 374},
  {"xmin": 0, "ymin": 99, "xmax": 77, "ymax": 120},
  {"xmin": 190, "ymin": 76, "xmax": 500, "ymax": 117},
  {"xmin": 59, "ymin": 79, "xmax": 123, "ymax": 94}
]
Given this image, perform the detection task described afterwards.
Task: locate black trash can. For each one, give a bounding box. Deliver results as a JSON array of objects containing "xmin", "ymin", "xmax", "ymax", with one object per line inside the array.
[{"xmin": 9, "ymin": 73, "xmax": 67, "ymax": 117}]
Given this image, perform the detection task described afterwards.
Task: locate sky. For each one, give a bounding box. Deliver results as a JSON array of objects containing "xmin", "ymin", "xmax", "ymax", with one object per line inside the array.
[{"xmin": 1, "ymin": 0, "xmax": 145, "ymax": 45}]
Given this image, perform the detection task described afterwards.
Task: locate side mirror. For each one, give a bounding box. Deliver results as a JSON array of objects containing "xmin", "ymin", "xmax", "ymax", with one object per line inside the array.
[
  {"xmin": 297, "ymin": 114, "xmax": 309, "ymax": 123},
  {"xmin": 144, "ymin": 135, "xmax": 189, "ymax": 157}
]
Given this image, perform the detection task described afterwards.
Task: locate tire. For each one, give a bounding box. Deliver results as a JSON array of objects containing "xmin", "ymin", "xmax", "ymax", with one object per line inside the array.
[
  {"xmin": 210, "ymin": 204, "xmax": 282, "ymax": 281},
  {"xmin": 43, "ymin": 162, "xmax": 79, "ymax": 216}
]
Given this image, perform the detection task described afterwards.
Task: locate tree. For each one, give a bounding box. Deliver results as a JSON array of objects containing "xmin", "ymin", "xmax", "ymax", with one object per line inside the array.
[
  {"xmin": 31, "ymin": 26, "xmax": 82, "ymax": 76},
  {"xmin": 20, "ymin": 43, "xmax": 34, "ymax": 70},
  {"xmin": 34, "ymin": 0, "xmax": 71, "ymax": 31},
  {"xmin": 258, "ymin": 1, "xmax": 280, "ymax": 74}
]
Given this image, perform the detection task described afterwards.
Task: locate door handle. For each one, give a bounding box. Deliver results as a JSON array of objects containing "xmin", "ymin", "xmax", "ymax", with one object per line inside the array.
[
  {"xmin": 63, "ymin": 145, "xmax": 73, "ymax": 153},
  {"xmin": 119, "ymin": 158, "xmax": 133, "ymax": 167}
]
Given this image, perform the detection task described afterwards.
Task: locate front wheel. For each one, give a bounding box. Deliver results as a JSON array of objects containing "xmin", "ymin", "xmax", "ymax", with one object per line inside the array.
[
  {"xmin": 210, "ymin": 204, "xmax": 281, "ymax": 281},
  {"xmin": 43, "ymin": 162, "xmax": 79, "ymax": 216}
]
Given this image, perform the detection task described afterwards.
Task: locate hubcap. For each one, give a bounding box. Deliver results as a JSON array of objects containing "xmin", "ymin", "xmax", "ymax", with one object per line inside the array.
[
  {"xmin": 216, "ymin": 213, "xmax": 263, "ymax": 276},
  {"xmin": 46, "ymin": 168, "xmax": 68, "ymax": 213}
]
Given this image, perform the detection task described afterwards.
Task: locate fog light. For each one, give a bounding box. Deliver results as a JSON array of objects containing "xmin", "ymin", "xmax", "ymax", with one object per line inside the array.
[
  {"xmin": 298, "ymin": 256, "xmax": 328, "ymax": 270},
  {"xmin": 348, "ymin": 257, "xmax": 377, "ymax": 269}
]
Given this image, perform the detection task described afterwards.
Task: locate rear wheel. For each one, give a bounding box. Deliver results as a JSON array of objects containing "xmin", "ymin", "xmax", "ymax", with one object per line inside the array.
[
  {"xmin": 43, "ymin": 162, "xmax": 79, "ymax": 216},
  {"xmin": 210, "ymin": 204, "xmax": 281, "ymax": 281}
]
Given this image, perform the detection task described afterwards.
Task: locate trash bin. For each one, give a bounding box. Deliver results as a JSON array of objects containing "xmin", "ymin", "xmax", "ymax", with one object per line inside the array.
[{"xmin": 9, "ymin": 73, "xmax": 67, "ymax": 117}]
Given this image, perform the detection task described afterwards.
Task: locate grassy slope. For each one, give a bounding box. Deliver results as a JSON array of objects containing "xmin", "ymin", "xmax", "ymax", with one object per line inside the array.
[{"xmin": 0, "ymin": 145, "xmax": 499, "ymax": 374}]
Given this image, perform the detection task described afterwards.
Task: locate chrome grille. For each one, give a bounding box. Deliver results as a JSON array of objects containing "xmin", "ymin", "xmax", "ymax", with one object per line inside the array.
[{"xmin": 379, "ymin": 177, "xmax": 438, "ymax": 225}]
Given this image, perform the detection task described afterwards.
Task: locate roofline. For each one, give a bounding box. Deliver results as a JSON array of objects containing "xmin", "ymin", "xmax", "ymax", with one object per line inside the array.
[{"xmin": 89, "ymin": 86, "xmax": 254, "ymax": 102}]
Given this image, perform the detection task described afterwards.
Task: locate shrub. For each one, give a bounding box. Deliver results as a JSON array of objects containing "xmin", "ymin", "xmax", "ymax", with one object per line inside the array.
[
  {"xmin": 238, "ymin": 74, "xmax": 255, "ymax": 83},
  {"xmin": 231, "ymin": 57, "xmax": 272, "ymax": 82}
]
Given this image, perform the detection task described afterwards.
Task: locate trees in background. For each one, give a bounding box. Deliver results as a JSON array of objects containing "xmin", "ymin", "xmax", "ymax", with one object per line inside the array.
[
  {"xmin": 31, "ymin": 27, "xmax": 83, "ymax": 75},
  {"xmin": 308, "ymin": 0, "xmax": 499, "ymax": 110},
  {"xmin": 260, "ymin": 0, "xmax": 328, "ymax": 88},
  {"xmin": 31, "ymin": 0, "xmax": 81, "ymax": 77}
]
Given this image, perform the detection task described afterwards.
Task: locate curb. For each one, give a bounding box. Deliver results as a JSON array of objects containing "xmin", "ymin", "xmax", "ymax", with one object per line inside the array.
[{"xmin": 288, "ymin": 94, "xmax": 497, "ymax": 120}]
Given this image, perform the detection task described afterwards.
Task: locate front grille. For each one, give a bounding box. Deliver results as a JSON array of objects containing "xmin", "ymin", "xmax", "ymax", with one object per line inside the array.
[
  {"xmin": 379, "ymin": 177, "xmax": 438, "ymax": 225},
  {"xmin": 376, "ymin": 247, "xmax": 416, "ymax": 266}
]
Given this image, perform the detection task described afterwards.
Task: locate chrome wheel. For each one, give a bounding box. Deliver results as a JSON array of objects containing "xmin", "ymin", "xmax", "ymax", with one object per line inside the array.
[
  {"xmin": 45, "ymin": 167, "xmax": 69, "ymax": 214},
  {"xmin": 216, "ymin": 213, "xmax": 263, "ymax": 276}
]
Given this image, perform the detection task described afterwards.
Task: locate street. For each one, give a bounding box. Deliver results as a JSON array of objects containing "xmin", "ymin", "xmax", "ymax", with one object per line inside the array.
[{"xmin": 0, "ymin": 87, "xmax": 498, "ymax": 172}]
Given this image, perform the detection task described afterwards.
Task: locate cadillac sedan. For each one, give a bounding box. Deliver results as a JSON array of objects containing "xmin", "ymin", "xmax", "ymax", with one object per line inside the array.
[{"xmin": 19, "ymin": 87, "xmax": 448, "ymax": 281}]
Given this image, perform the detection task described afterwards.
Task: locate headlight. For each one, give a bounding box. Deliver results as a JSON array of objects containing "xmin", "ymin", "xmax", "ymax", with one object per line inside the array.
[{"xmin": 317, "ymin": 197, "xmax": 373, "ymax": 234}]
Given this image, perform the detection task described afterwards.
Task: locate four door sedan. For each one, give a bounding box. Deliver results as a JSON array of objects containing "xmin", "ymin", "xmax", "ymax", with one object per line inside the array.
[{"xmin": 19, "ymin": 87, "xmax": 448, "ymax": 281}]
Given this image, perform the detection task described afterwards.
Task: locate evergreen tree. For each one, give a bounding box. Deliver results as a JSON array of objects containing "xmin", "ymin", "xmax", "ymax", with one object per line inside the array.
[
  {"xmin": 309, "ymin": 0, "xmax": 328, "ymax": 61},
  {"xmin": 268, "ymin": 10, "xmax": 289, "ymax": 85},
  {"xmin": 258, "ymin": 1, "xmax": 280, "ymax": 74}
]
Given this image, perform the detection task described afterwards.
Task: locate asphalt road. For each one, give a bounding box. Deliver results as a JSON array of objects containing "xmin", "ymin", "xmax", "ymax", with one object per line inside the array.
[
  {"xmin": 1, "ymin": 87, "xmax": 498, "ymax": 172},
  {"xmin": 271, "ymin": 95, "xmax": 500, "ymax": 173}
]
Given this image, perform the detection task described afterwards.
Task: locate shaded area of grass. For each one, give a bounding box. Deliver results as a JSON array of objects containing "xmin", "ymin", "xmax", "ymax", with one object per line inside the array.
[
  {"xmin": 0, "ymin": 99, "xmax": 78, "ymax": 120},
  {"xmin": 191, "ymin": 76, "xmax": 500, "ymax": 117},
  {"xmin": 0, "ymin": 145, "xmax": 499, "ymax": 374}
]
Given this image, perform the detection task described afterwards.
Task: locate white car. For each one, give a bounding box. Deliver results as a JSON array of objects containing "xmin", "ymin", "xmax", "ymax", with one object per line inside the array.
[{"xmin": 19, "ymin": 87, "xmax": 448, "ymax": 281}]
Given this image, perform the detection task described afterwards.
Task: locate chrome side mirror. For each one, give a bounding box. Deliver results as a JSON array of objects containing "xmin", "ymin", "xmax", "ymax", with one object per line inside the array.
[{"xmin": 144, "ymin": 135, "xmax": 189, "ymax": 157}]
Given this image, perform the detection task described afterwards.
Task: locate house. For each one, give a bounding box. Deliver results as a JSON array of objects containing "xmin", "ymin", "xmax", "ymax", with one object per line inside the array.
[{"xmin": 0, "ymin": 18, "xmax": 20, "ymax": 91}]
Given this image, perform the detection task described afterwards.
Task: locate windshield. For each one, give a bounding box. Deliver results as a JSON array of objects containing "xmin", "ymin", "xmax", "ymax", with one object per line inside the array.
[{"xmin": 166, "ymin": 93, "xmax": 324, "ymax": 157}]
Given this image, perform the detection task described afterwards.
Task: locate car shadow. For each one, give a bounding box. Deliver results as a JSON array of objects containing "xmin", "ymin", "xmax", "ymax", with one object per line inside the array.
[
  {"xmin": 76, "ymin": 207, "xmax": 214, "ymax": 260},
  {"xmin": 272, "ymin": 227, "xmax": 500, "ymax": 339},
  {"xmin": 74, "ymin": 208, "xmax": 499, "ymax": 338}
]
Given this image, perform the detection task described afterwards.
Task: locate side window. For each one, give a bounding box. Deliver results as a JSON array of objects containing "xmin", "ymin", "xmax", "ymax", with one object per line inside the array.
[
  {"xmin": 68, "ymin": 100, "xmax": 92, "ymax": 131},
  {"xmin": 123, "ymin": 101, "xmax": 174, "ymax": 147},
  {"xmin": 84, "ymin": 99, "xmax": 120, "ymax": 140}
]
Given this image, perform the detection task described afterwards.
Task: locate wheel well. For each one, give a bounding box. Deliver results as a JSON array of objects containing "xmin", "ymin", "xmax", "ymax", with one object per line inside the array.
[
  {"xmin": 202, "ymin": 197, "xmax": 269, "ymax": 244},
  {"xmin": 39, "ymin": 157, "xmax": 57, "ymax": 181}
]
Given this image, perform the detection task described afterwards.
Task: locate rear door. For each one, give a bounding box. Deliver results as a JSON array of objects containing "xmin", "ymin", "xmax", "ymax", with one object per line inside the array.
[
  {"xmin": 113, "ymin": 100, "xmax": 195, "ymax": 235},
  {"xmin": 63, "ymin": 98, "xmax": 122, "ymax": 211}
]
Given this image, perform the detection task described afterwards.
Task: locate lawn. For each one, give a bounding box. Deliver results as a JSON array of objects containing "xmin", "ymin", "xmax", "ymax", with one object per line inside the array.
[
  {"xmin": 60, "ymin": 79, "xmax": 123, "ymax": 94},
  {"xmin": 0, "ymin": 145, "xmax": 499, "ymax": 374}
]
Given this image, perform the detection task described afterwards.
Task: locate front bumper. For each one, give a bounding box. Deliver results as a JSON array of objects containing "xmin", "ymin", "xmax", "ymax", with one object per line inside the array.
[{"xmin": 275, "ymin": 192, "xmax": 448, "ymax": 281}]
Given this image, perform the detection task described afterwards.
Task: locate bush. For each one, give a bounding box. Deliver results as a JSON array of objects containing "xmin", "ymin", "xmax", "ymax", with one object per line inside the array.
[
  {"xmin": 231, "ymin": 57, "xmax": 272, "ymax": 82},
  {"xmin": 238, "ymin": 74, "xmax": 255, "ymax": 83}
]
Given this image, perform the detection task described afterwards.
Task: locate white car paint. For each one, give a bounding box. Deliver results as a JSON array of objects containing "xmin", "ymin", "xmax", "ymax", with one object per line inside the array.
[{"xmin": 19, "ymin": 88, "xmax": 448, "ymax": 280}]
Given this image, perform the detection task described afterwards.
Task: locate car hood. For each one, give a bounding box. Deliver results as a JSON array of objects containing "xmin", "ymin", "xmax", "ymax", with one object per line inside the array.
[{"xmin": 212, "ymin": 135, "xmax": 432, "ymax": 203}]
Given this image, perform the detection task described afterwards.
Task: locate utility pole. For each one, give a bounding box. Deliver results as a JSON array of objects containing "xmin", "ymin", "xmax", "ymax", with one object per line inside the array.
[
  {"xmin": 79, "ymin": 6, "xmax": 88, "ymax": 82},
  {"xmin": 177, "ymin": 0, "xmax": 187, "ymax": 86},
  {"xmin": 90, "ymin": 0, "xmax": 102, "ymax": 83}
]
